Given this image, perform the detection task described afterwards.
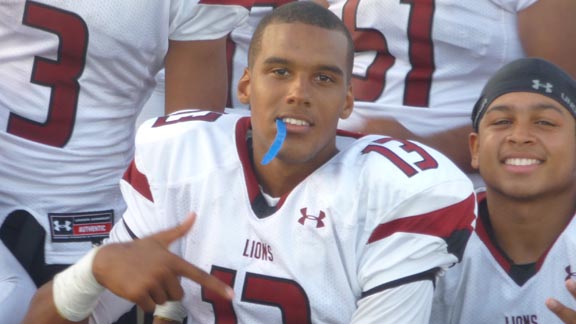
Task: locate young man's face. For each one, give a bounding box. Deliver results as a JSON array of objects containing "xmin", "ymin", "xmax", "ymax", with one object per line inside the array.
[
  {"xmin": 238, "ymin": 22, "xmax": 353, "ymax": 167},
  {"xmin": 470, "ymin": 92, "xmax": 576, "ymax": 199}
]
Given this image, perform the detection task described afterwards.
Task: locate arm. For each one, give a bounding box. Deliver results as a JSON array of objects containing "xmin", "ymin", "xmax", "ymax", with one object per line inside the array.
[
  {"xmin": 546, "ymin": 279, "xmax": 576, "ymax": 323},
  {"xmin": 411, "ymin": 124, "xmax": 475, "ymax": 174},
  {"xmin": 518, "ymin": 0, "xmax": 576, "ymax": 78},
  {"xmin": 164, "ymin": 37, "xmax": 229, "ymax": 114},
  {"xmin": 354, "ymin": 141, "xmax": 476, "ymax": 322},
  {"xmin": 22, "ymin": 282, "xmax": 87, "ymax": 324},
  {"xmin": 22, "ymin": 214, "xmax": 232, "ymax": 324}
]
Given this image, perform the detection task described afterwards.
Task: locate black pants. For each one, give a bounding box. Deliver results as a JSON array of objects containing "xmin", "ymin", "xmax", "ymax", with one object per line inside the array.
[{"xmin": 0, "ymin": 210, "xmax": 149, "ymax": 324}]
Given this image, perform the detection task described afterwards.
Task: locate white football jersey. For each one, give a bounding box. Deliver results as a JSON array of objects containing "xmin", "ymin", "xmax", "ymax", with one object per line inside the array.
[
  {"xmin": 109, "ymin": 110, "xmax": 476, "ymax": 323},
  {"xmin": 0, "ymin": 1, "xmax": 248, "ymax": 264},
  {"xmin": 226, "ymin": 0, "xmax": 538, "ymax": 136},
  {"xmin": 431, "ymin": 194, "xmax": 576, "ymax": 324}
]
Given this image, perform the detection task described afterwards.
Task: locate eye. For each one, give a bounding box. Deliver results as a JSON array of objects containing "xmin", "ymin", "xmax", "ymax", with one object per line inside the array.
[
  {"xmin": 491, "ymin": 119, "xmax": 511, "ymax": 126},
  {"xmin": 535, "ymin": 120, "xmax": 556, "ymax": 126},
  {"xmin": 271, "ymin": 68, "xmax": 289, "ymax": 77},
  {"xmin": 315, "ymin": 73, "xmax": 335, "ymax": 83}
]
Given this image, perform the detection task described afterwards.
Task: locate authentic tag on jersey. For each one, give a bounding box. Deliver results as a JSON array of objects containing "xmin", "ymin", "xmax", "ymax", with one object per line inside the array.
[{"xmin": 48, "ymin": 210, "xmax": 113, "ymax": 244}]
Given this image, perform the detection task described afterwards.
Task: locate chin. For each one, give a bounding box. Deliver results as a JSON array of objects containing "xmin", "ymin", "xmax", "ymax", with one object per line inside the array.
[
  {"xmin": 491, "ymin": 182, "xmax": 541, "ymax": 200},
  {"xmin": 502, "ymin": 184, "xmax": 565, "ymax": 201}
]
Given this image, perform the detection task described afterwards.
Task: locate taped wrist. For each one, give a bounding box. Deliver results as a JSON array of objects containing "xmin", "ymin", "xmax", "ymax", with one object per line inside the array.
[
  {"xmin": 53, "ymin": 247, "xmax": 105, "ymax": 321},
  {"xmin": 154, "ymin": 300, "xmax": 187, "ymax": 322}
]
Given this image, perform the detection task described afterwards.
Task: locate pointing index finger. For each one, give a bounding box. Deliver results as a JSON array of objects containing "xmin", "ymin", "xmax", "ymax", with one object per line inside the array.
[{"xmin": 173, "ymin": 257, "xmax": 234, "ymax": 300}]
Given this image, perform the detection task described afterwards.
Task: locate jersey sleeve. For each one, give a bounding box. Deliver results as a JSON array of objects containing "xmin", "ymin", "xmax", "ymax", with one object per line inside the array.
[
  {"xmin": 169, "ymin": 1, "xmax": 249, "ymax": 41},
  {"xmin": 351, "ymin": 280, "xmax": 434, "ymax": 324},
  {"xmin": 109, "ymin": 110, "xmax": 233, "ymax": 245},
  {"xmin": 355, "ymin": 136, "xmax": 476, "ymax": 302},
  {"xmin": 107, "ymin": 114, "xmax": 198, "ymax": 246}
]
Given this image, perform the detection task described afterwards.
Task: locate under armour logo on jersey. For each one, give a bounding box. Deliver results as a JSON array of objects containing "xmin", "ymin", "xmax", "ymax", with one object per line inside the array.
[
  {"xmin": 565, "ymin": 265, "xmax": 576, "ymax": 281},
  {"xmin": 532, "ymin": 79, "xmax": 553, "ymax": 93},
  {"xmin": 298, "ymin": 208, "xmax": 326, "ymax": 228},
  {"xmin": 53, "ymin": 220, "xmax": 72, "ymax": 232}
]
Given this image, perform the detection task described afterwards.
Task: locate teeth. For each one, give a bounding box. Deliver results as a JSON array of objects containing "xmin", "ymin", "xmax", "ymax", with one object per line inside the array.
[
  {"xmin": 505, "ymin": 158, "xmax": 541, "ymax": 166},
  {"xmin": 282, "ymin": 117, "xmax": 309, "ymax": 126}
]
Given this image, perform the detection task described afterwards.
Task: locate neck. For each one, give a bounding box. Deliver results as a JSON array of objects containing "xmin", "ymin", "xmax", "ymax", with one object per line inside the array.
[
  {"xmin": 250, "ymin": 140, "xmax": 337, "ymax": 198},
  {"xmin": 486, "ymin": 190, "xmax": 576, "ymax": 264},
  {"xmin": 254, "ymin": 163, "xmax": 311, "ymax": 197}
]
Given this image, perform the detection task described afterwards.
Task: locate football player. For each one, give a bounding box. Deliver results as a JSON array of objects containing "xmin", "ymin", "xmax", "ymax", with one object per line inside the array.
[
  {"xmin": 0, "ymin": 0, "xmax": 248, "ymax": 322},
  {"xmin": 431, "ymin": 58, "xmax": 576, "ymax": 324}
]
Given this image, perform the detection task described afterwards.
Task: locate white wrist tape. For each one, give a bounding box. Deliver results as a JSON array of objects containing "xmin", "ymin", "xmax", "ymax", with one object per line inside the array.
[
  {"xmin": 154, "ymin": 300, "xmax": 187, "ymax": 322},
  {"xmin": 53, "ymin": 247, "xmax": 105, "ymax": 321}
]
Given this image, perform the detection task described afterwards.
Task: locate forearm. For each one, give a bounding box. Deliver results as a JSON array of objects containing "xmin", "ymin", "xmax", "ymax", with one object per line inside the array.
[
  {"xmin": 411, "ymin": 125, "xmax": 475, "ymax": 174},
  {"xmin": 22, "ymin": 247, "xmax": 105, "ymax": 324},
  {"xmin": 518, "ymin": 0, "xmax": 576, "ymax": 78},
  {"xmin": 21, "ymin": 282, "xmax": 88, "ymax": 324},
  {"xmin": 165, "ymin": 37, "xmax": 228, "ymax": 114}
]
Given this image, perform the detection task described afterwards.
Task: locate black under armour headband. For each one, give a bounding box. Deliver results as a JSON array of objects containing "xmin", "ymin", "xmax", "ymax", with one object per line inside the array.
[{"xmin": 471, "ymin": 58, "xmax": 576, "ymax": 131}]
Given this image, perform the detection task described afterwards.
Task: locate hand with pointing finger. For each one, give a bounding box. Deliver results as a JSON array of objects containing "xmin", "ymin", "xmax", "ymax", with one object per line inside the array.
[{"xmin": 92, "ymin": 213, "xmax": 233, "ymax": 312}]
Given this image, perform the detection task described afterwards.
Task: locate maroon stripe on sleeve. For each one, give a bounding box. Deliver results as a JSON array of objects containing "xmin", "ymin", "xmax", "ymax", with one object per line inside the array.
[
  {"xmin": 122, "ymin": 160, "xmax": 154, "ymax": 202},
  {"xmin": 368, "ymin": 193, "xmax": 475, "ymax": 244}
]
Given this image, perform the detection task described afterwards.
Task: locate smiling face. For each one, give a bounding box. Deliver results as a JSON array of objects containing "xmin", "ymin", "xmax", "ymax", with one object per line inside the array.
[
  {"xmin": 470, "ymin": 92, "xmax": 576, "ymax": 200},
  {"xmin": 238, "ymin": 22, "xmax": 353, "ymax": 168}
]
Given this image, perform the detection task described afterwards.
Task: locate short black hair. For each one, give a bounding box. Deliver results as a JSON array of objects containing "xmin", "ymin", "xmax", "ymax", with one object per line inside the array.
[{"xmin": 247, "ymin": 1, "xmax": 354, "ymax": 82}]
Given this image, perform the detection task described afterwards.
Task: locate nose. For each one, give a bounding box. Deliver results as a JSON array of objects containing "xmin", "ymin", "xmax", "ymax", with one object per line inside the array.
[
  {"xmin": 285, "ymin": 75, "xmax": 311, "ymax": 107},
  {"xmin": 507, "ymin": 123, "xmax": 535, "ymax": 145}
]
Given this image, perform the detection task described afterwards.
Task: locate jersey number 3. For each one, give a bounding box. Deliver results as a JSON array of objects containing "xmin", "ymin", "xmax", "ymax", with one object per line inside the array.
[{"xmin": 7, "ymin": 1, "xmax": 88, "ymax": 147}]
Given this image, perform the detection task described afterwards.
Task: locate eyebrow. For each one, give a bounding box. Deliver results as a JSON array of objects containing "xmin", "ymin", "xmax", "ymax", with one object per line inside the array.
[
  {"xmin": 486, "ymin": 102, "xmax": 567, "ymax": 116},
  {"xmin": 262, "ymin": 56, "xmax": 344, "ymax": 77}
]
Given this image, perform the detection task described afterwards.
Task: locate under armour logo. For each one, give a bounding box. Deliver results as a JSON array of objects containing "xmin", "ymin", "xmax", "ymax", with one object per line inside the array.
[
  {"xmin": 53, "ymin": 220, "xmax": 72, "ymax": 232},
  {"xmin": 532, "ymin": 79, "xmax": 553, "ymax": 93},
  {"xmin": 566, "ymin": 265, "xmax": 576, "ymax": 281},
  {"xmin": 298, "ymin": 208, "xmax": 325, "ymax": 228}
]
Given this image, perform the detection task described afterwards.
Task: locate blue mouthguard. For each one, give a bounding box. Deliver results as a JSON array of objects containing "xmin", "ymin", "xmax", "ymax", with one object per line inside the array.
[{"xmin": 261, "ymin": 119, "xmax": 287, "ymax": 165}]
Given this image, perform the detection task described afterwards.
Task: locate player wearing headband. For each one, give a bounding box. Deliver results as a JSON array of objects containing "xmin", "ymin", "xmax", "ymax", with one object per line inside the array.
[
  {"xmin": 23, "ymin": 3, "xmax": 475, "ymax": 323},
  {"xmin": 431, "ymin": 58, "xmax": 576, "ymax": 323}
]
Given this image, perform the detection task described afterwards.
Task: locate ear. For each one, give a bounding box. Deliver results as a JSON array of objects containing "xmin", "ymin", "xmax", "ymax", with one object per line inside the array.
[
  {"xmin": 339, "ymin": 84, "xmax": 354, "ymax": 119},
  {"xmin": 469, "ymin": 132, "xmax": 480, "ymax": 170},
  {"xmin": 237, "ymin": 68, "xmax": 251, "ymax": 105}
]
